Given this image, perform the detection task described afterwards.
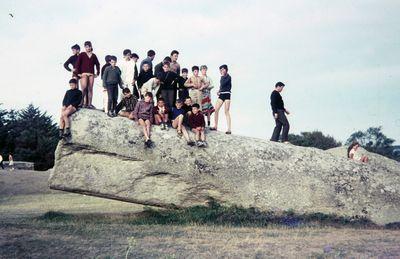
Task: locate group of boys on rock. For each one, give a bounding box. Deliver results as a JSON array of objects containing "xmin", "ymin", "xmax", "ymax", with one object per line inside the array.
[{"xmin": 61, "ymin": 41, "xmax": 233, "ymax": 148}]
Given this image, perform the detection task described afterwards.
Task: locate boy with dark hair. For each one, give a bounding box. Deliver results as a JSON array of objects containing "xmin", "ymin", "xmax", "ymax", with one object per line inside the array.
[
  {"xmin": 102, "ymin": 56, "xmax": 123, "ymax": 117},
  {"xmin": 101, "ymin": 55, "xmax": 112, "ymax": 113},
  {"xmin": 131, "ymin": 53, "xmax": 140, "ymax": 98},
  {"xmin": 137, "ymin": 62, "xmax": 154, "ymax": 89},
  {"xmin": 200, "ymin": 65, "xmax": 214, "ymax": 126},
  {"xmin": 154, "ymin": 56, "xmax": 172, "ymax": 77},
  {"xmin": 170, "ymin": 50, "xmax": 180, "ymax": 74},
  {"xmin": 133, "ymin": 92, "xmax": 155, "ymax": 148},
  {"xmin": 210, "ymin": 64, "xmax": 232, "ymax": 134},
  {"xmin": 188, "ymin": 103, "xmax": 207, "ymax": 147},
  {"xmin": 172, "ymin": 99, "xmax": 195, "ymax": 146},
  {"xmin": 116, "ymin": 88, "xmax": 138, "ymax": 120},
  {"xmin": 141, "ymin": 76, "xmax": 161, "ymax": 99},
  {"xmin": 158, "ymin": 62, "xmax": 179, "ymax": 109},
  {"xmin": 270, "ymin": 81, "xmax": 290, "ymax": 143},
  {"xmin": 63, "ymin": 44, "xmax": 80, "ymax": 80},
  {"xmin": 185, "ymin": 66, "xmax": 205, "ymax": 109},
  {"xmin": 59, "ymin": 79, "xmax": 82, "ymax": 140},
  {"xmin": 177, "ymin": 68, "xmax": 189, "ymax": 100},
  {"xmin": 120, "ymin": 49, "xmax": 136, "ymax": 92},
  {"xmin": 140, "ymin": 50, "xmax": 156, "ymax": 73},
  {"xmin": 153, "ymin": 97, "xmax": 169, "ymax": 130}
]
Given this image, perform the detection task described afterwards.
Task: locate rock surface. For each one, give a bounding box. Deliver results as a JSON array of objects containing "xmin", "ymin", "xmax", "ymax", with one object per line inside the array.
[{"xmin": 49, "ymin": 109, "xmax": 400, "ymax": 225}]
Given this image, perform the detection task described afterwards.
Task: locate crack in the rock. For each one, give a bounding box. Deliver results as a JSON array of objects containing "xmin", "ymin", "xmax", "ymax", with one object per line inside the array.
[{"xmin": 61, "ymin": 143, "xmax": 142, "ymax": 161}]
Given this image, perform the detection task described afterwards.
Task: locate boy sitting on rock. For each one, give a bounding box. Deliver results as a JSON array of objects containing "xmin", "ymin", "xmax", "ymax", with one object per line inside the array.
[
  {"xmin": 153, "ymin": 98, "xmax": 169, "ymax": 130},
  {"xmin": 59, "ymin": 79, "xmax": 82, "ymax": 140},
  {"xmin": 133, "ymin": 92, "xmax": 155, "ymax": 148},
  {"xmin": 116, "ymin": 88, "xmax": 138, "ymax": 120},
  {"xmin": 188, "ymin": 103, "xmax": 207, "ymax": 147},
  {"xmin": 171, "ymin": 99, "xmax": 194, "ymax": 146}
]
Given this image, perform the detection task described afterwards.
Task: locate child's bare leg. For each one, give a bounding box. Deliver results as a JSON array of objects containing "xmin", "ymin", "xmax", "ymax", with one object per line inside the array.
[
  {"xmin": 80, "ymin": 75, "xmax": 88, "ymax": 106},
  {"xmin": 206, "ymin": 111, "xmax": 211, "ymax": 125},
  {"xmin": 88, "ymin": 75, "xmax": 95, "ymax": 106},
  {"xmin": 163, "ymin": 114, "xmax": 169, "ymax": 123},
  {"xmin": 154, "ymin": 115, "xmax": 162, "ymax": 125},
  {"xmin": 128, "ymin": 112, "xmax": 135, "ymax": 120},
  {"xmin": 213, "ymin": 99, "xmax": 223, "ymax": 129},
  {"xmin": 200, "ymin": 128, "xmax": 206, "ymax": 141},
  {"xmin": 177, "ymin": 115, "xmax": 184, "ymax": 131},
  {"xmin": 139, "ymin": 119, "xmax": 149, "ymax": 141},
  {"xmin": 59, "ymin": 107, "xmax": 66, "ymax": 129},
  {"xmin": 63, "ymin": 106, "xmax": 77, "ymax": 128},
  {"xmin": 224, "ymin": 100, "xmax": 231, "ymax": 132},
  {"xmin": 181, "ymin": 126, "xmax": 190, "ymax": 142},
  {"xmin": 145, "ymin": 120, "xmax": 151, "ymax": 138},
  {"xmin": 119, "ymin": 111, "xmax": 130, "ymax": 118}
]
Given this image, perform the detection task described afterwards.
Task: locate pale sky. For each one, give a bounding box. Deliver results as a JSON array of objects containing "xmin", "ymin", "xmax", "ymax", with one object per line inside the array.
[{"xmin": 0, "ymin": 0, "xmax": 399, "ymax": 143}]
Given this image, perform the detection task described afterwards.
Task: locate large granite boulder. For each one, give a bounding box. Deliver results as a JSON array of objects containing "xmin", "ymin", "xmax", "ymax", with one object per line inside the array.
[{"xmin": 49, "ymin": 109, "xmax": 400, "ymax": 225}]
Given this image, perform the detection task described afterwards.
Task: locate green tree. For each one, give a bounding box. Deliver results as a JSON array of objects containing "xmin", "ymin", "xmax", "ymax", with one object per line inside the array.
[
  {"xmin": 288, "ymin": 131, "xmax": 342, "ymax": 150},
  {"xmin": 346, "ymin": 126, "xmax": 398, "ymax": 161}
]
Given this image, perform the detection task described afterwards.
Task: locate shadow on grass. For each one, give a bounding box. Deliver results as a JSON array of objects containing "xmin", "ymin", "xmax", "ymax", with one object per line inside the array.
[{"xmin": 34, "ymin": 201, "xmax": 395, "ymax": 229}]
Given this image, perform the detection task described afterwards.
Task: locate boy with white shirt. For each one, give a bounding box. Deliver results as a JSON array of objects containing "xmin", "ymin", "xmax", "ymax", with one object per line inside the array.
[{"xmin": 120, "ymin": 49, "xmax": 136, "ymax": 91}]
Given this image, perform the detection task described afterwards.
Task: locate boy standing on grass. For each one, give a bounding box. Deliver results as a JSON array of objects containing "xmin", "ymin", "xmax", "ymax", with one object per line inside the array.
[
  {"xmin": 210, "ymin": 64, "xmax": 232, "ymax": 134},
  {"xmin": 59, "ymin": 79, "xmax": 82, "ymax": 140},
  {"xmin": 185, "ymin": 66, "xmax": 205, "ymax": 109},
  {"xmin": 153, "ymin": 98, "xmax": 169, "ymax": 130},
  {"xmin": 102, "ymin": 56, "xmax": 123, "ymax": 117},
  {"xmin": 133, "ymin": 92, "xmax": 155, "ymax": 148},
  {"xmin": 115, "ymin": 88, "xmax": 138, "ymax": 120},
  {"xmin": 188, "ymin": 104, "xmax": 207, "ymax": 147},
  {"xmin": 171, "ymin": 100, "xmax": 195, "ymax": 146},
  {"xmin": 270, "ymin": 81, "xmax": 290, "ymax": 143}
]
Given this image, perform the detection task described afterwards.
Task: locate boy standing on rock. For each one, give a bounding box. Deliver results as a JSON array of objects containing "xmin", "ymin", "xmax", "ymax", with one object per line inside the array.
[
  {"xmin": 270, "ymin": 81, "xmax": 290, "ymax": 143},
  {"xmin": 59, "ymin": 79, "xmax": 82, "ymax": 140},
  {"xmin": 102, "ymin": 56, "xmax": 123, "ymax": 117}
]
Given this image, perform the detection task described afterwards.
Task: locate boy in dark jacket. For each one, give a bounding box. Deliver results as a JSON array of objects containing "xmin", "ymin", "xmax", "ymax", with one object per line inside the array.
[
  {"xmin": 116, "ymin": 88, "xmax": 138, "ymax": 120},
  {"xmin": 102, "ymin": 56, "xmax": 123, "ymax": 117},
  {"xmin": 188, "ymin": 103, "xmax": 207, "ymax": 147},
  {"xmin": 270, "ymin": 81, "xmax": 290, "ymax": 143},
  {"xmin": 59, "ymin": 79, "xmax": 82, "ymax": 139},
  {"xmin": 177, "ymin": 68, "xmax": 189, "ymax": 100},
  {"xmin": 63, "ymin": 44, "xmax": 80, "ymax": 80}
]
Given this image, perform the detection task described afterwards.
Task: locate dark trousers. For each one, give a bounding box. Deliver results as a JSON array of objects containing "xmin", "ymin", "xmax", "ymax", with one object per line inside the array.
[
  {"xmin": 161, "ymin": 89, "xmax": 176, "ymax": 110},
  {"xmin": 0, "ymin": 161, "xmax": 4, "ymax": 169},
  {"xmin": 178, "ymin": 89, "xmax": 189, "ymax": 101},
  {"xmin": 106, "ymin": 84, "xmax": 118, "ymax": 112},
  {"xmin": 271, "ymin": 110, "xmax": 290, "ymax": 142}
]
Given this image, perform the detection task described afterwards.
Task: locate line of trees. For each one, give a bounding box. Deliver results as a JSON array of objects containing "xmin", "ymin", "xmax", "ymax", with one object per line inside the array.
[
  {"xmin": 0, "ymin": 104, "xmax": 58, "ymax": 170},
  {"xmin": 288, "ymin": 128, "xmax": 399, "ymax": 162}
]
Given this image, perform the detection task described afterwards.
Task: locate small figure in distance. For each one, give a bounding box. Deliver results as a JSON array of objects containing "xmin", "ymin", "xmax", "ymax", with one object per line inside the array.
[
  {"xmin": 59, "ymin": 79, "xmax": 82, "ymax": 140},
  {"xmin": 348, "ymin": 141, "xmax": 369, "ymax": 163},
  {"xmin": 8, "ymin": 154, "xmax": 14, "ymax": 171},
  {"xmin": 270, "ymin": 81, "xmax": 290, "ymax": 143}
]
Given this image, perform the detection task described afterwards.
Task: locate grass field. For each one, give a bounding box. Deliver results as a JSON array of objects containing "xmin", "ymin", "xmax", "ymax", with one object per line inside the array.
[{"xmin": 1, "ymin": 170, "xmax": 400, "ymax": 258}]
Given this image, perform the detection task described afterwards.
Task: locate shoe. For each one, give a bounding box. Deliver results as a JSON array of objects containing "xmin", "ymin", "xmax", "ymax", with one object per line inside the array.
[
  {"xmin": 107, "ymin": 111, "xmax": 113, "ymax": 117},
  {"xmin": 112, "ymin": 111, "xmax": 117, "ymax": 117},
  {"xmin": 225, "ymin": 131, "xmax": 232, "ymax": 135},
  {"xmin": 163, "ymin": 123, "xmax": 168, "ymax": 130},
  {"xmin": 187, "ymin": 141, "xmax": 196, "ymax": 146},
  {"xmin": 58, "ymin": 129, "xmax": 64, "ymax": 140},
  {"xmin": 207, "ymin": 121, "xmax": 211, "ymax": 127},
  {"xmin": 88, "ymin": 104, "xmax": 96, "ymax": 109},
  {"xmin": 196, "ymin": 141, "xmax": 203, "ymax": 147},
  {"xmin": 209, "ymin": 127, "xmax": 217, "ymax": 131},
  {"xmin": 144, "ymin": 139, "xmax": 151, "ymax": 148},
  {"xmin": 202, "ymin": 141, "xmax": 208, "ymax": 148},
  {"xmin": 160, "ymin": 123, "xmax": 165, "ymax": 130}
]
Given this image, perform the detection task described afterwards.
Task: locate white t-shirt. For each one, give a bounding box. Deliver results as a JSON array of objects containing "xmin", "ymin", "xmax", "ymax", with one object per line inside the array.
[
  {"xmin": 349, "ymin": 148, "xmax": 362, "ymax": 161},
  {"xmin": 119, "ymin": 59, "xmax": 136, "ymax": 87}
]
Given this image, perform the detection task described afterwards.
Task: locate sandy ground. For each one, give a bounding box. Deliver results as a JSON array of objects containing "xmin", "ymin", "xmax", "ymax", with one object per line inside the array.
[{"xmin": 1, "ymin": 170, "xmax": 400, "ymax": 258}]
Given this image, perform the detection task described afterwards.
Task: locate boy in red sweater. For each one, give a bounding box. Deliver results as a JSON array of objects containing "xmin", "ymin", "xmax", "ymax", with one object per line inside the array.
[{"xmin": 188, "ymin": 103, "xmax": 207, "ymax": 147}]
